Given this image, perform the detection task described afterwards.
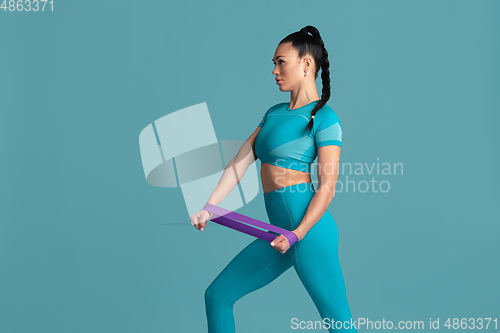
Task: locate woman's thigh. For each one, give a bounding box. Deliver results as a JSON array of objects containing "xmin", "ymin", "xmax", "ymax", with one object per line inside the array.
[
  {"xmin": 291, "ymin": 211, "xmax": 350, "ymax": 316},
  {"xmin": 206, "ymin": 236, "xmax": 292, "ymax": 304}
]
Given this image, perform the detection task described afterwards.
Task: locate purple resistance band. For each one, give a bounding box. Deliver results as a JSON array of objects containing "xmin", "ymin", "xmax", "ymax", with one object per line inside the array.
[{"xmin": 202, "ymin": 203, "xmax": 298, "ymax": 248}]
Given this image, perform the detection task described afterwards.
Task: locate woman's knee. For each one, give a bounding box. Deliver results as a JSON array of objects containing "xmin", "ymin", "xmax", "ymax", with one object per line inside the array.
[
  {"xmin": 205, "ymin": 281, "xmax": 229, "ymax": 308},
  {"xmin": 205, "ymin": 283, "xmax": 218, "ymax": 304}
]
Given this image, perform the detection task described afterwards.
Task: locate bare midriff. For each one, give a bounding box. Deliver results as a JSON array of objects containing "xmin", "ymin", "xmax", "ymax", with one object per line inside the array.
[{"xmin": 261, "ymin": 162, "xmax": 312, "ymax": 194}]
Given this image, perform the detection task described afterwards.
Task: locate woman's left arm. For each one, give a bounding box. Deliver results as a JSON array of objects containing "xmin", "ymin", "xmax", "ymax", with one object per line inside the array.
[{"xmin": 293, "ymin": 145, "xmax": 341, "ymax": 241}]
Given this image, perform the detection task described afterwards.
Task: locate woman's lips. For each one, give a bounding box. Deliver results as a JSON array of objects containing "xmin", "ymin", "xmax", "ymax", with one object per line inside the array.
[{"xmin": 276, "ymin": 80, "xmax": 283, "ymax": 85}]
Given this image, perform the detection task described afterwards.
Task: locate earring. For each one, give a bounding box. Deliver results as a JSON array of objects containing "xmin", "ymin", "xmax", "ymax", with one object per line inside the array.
[{"xmin": 304, "ymin": 71, "xmax": 308, "ymax": 77}]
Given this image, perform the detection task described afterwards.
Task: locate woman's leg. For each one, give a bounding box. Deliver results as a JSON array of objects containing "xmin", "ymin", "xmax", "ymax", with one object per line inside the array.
[
  {"xmin": 291, "ymin": 211, "xmax": 357, "ymax": 332},
  {"xmin": 278, "ymin": 183, "xmax": 358, "ymax": 332},
  {"xmin": 205, "ymin": 236, "xmax": 292, "ymax": 333}
]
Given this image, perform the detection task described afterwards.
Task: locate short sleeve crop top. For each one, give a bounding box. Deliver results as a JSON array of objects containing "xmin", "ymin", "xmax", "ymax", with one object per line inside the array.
[{"xmin": 255, "ymin": 100, "xmax": 342, "ymax": 173}]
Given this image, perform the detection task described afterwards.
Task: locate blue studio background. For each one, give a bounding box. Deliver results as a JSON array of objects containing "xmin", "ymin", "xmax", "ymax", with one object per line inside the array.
[{"xmin": 1, "ymin": 0, "xmax": 499, "ymax": 332}]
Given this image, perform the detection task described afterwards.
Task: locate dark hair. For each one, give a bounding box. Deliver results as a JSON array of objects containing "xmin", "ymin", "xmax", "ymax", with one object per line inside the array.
[{"xmin": 279, "ymin": 25, "xmax": 331, "ymax": 136}]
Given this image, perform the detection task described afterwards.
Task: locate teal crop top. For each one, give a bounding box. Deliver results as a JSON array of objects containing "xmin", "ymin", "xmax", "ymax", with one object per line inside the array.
[{"xmin": 255, "ymin": 100, "xmax": 342, "ymax": 173}]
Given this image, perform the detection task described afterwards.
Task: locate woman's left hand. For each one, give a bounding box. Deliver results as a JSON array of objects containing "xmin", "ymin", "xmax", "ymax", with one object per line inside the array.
[{"xmin": 270, "ymin": 231, "xmax": 300, "ymax": 254}]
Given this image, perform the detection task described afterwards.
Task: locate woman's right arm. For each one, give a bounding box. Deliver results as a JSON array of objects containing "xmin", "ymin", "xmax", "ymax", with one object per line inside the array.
[
  {"xmin": 191, "ymin": 126, "xmax": 262, "ymax": 231},
  {"xmin": 206, "ymin": 126, "xmax": 261, "ymax": 206}
]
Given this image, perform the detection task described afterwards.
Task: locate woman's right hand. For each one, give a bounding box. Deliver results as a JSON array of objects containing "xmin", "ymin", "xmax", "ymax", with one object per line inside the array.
[{"xmin": 190, "ymin": 209, "xmax": 213, "ymax": 232}]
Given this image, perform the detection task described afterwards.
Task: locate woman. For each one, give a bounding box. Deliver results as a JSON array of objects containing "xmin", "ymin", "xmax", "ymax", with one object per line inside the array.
[{"xmin": 190, "ymin": 25, "xmax": 357, "ymax": 333}]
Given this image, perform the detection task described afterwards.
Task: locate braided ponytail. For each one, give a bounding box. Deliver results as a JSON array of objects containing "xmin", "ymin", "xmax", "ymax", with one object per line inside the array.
[{"xmin": 279, "ymin": 25, "xmax": 331, "ymax": 136}]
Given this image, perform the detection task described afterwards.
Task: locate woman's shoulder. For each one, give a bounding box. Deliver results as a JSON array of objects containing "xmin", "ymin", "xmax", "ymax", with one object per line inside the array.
[{"xmin": 315, "ymin": 103, "xmax": 340, "ymax": 123}]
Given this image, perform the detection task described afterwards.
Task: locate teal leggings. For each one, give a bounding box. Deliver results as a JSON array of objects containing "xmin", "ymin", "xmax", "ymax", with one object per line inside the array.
[{"xmin": 205, "ymin": 182, "xmax": 357, "ymax": 332}]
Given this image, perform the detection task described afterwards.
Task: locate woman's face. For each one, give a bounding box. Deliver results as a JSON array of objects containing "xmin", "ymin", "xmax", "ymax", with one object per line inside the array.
[{"xmin": 272, "ymin": 42, "xmax": 311, "ymax": 91}]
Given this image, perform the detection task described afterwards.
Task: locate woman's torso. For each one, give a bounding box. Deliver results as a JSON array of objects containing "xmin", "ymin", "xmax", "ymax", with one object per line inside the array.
[
  {"xmin": 255, "ymin": 100, "xmax": 325, "ymax": 194},
  {"xmin": 261, "ymin": 163, "xmax": 312, "ymax": 193}
]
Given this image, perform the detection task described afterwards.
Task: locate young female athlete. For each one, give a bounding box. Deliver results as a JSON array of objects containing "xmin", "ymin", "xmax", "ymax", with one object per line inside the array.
[{"xmin": 190, "ymin": 25, "xmax": 358, "ymax": 333}]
